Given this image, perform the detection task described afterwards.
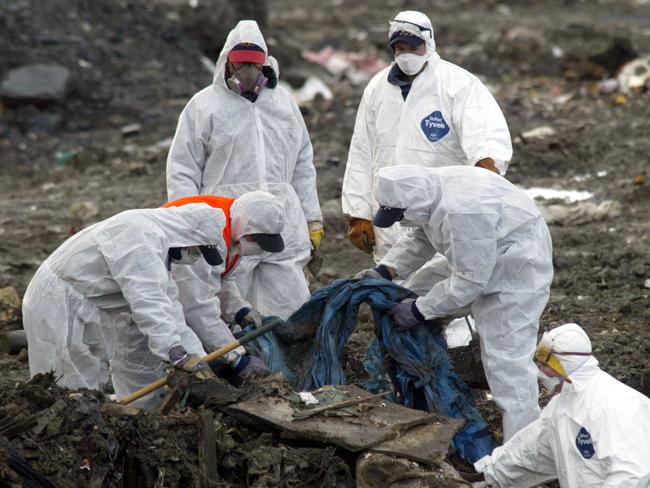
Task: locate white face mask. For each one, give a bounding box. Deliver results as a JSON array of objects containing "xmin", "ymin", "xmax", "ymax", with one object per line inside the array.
[
  {"xmin": 240, "ymin": 239, "xmax": 264, "ymax": 256},
  {"xmin": 170, "ymin": 247, "xmax": 201, "ymax": 265},
  {"xmin": 537, "ymin": 369, "xmax": 562, "ymax": 394},
  {"xmin": 395, "ymin": 52, "xmax": 427, "ymax": 75}
]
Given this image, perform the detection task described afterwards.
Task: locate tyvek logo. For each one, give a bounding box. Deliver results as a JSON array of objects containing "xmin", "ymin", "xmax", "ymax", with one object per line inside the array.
[
  {"xmin": 576, "ymin": 427, "xmax": 595, "ymax": 459},
  {"xmin": 420, "ymin": 111, "xmax": 450, "ymax": 142}
]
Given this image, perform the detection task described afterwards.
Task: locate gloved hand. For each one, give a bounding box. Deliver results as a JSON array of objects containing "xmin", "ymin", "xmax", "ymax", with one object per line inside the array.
[
  {"xmin": 234, "ymin": 355, "xmax": 270, "ymax": 380},
  {"xmin": 353, "ymin": 264, "xmax": 393, "ymax": 281},
  {"xmin": 235, "ymin": 307, "xmax": 263, "ymax": 328},
  {"xmin": 168, "ymin": 345, "xmax": 215, "ymax": 380},
  {"xmin": 308, "ymin": 221, "xmax": 325, "ymax": 252},
  {"xmin": 347, "ymin": 217, "xmax": 375, "ymax": 254},
  {"xmin": 389, "ymin": 298, "xmax": 425, "ymax": 331}
]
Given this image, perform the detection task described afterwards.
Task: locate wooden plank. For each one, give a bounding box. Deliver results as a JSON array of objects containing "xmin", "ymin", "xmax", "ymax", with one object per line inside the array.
[
  {"xmin": 156, "ymin": 384, "xmax": 182, "ymax": 415},
  {"xmin": 197, "ymin": 410, "xmax": 219, "ymax": 482},
  {"xmin": 370, "ymin": 418, "xmax": 465, "ymax": 465},
  {"xmin": 226, "ymin": 385, "xmax": 438, "ymax": 452}
]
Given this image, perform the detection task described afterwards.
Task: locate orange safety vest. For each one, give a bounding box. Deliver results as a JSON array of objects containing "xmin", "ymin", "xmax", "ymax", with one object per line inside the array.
[{"xmin": 161, "ymin": 196, "xmax": 240, "ymax": 278}]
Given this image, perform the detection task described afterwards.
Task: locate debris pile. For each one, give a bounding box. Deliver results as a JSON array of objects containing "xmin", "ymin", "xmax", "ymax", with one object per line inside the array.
[{"xmin": 0, "ymin": 373, "xmax": 472, "ymax": 487}]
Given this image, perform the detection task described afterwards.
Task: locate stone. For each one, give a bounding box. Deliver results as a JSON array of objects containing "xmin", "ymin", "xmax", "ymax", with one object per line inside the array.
[{"xmin": 0, "ymin": 64, "xmax": 71, "ymax": 102}]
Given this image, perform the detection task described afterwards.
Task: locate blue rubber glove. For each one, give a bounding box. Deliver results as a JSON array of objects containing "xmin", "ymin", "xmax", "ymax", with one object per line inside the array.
[{"xmin": 389, "ymin": 298, "xmax": 425, "ymax": 331}]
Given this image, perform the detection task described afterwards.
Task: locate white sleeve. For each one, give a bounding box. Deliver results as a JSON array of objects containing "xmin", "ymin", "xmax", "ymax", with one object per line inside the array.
[
  {"xmin": 381, "ymin": 227, "xmax": 436, "ymax": 278},
  {"xmin": 99, "ymin": 233, "xmax": 182, "ymax": 361},
  {"xmin": 171, "ymin": 262, "xmax": 243, "ymax": 354},
  {"xmin": 289, "ymin": 101, "xmax": 322, "ymax": 222},
  {"xmin": 217, "ymin": 273, "xmax": 251, "ymax": 324},
  {"xmin": 452, "ymin": 79, "xmax": 512, "ymax": 175},
  {"xmin": 342, "ymin": 84, "xmax": 377, "ymax": 220},
  {"xmin": 166, "ymin": 98, "xmax": 209, "ymax": 200},
  {"xmin": 477, "ymin": 418, "xmax": 557, "ymax": 487},
  {"xmin": 415, "ymin": 211, "xmax": 497, "ymax": 319}
]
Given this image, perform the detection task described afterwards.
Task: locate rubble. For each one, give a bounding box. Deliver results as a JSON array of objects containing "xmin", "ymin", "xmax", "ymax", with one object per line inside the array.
[
  {"xmin": 0, "ymin": 64, "xmax": 70, "ymax": 103},
  {"xmin": 0, "ymin": 374, "xmax": 467, "ymax": 487}
]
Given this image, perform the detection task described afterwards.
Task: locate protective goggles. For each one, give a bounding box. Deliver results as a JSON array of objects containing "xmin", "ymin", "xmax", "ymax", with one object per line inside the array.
[
  {"xmin": 389, "ymin": 19, "xmax": 433, "ymax": 38},
  {"xmin": 534, "ymin": 332, "xmax": 590, "ymax": 382}
]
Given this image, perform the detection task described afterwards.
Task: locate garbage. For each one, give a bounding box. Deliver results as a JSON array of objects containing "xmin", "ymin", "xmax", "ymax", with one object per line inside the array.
[
  {"xmin": 445, "ymin": 317, "xmax": 476, "ymax": 349},
  {"xmin": 523, "ymin": 187, "xmax": 593, "ymax": 203},
  {"xmin": 280, "ymin": 75, "xmax": 333, "ymax": 106},
  {"xmin": 356, "ymin": 452, "xmax": 468, "ymax": 488},
  {"xmin": 303, "ymin": 45, "xmax": 387, "ymax": 85},
  {"xmin": 120, "ymin": 123, "xmax": 142, "ymax": 137},
  {"xmin": 520, "ymin": 126, "xmax": 556, "ymax": 141},
  {"xmin": 617, "ymin": 56, "xmax": 650, "ymax": 93},
  {"xmin": 298, "ymin": 391, "xmax": 319, "ymax": 405},
  {"xmin": 0, "ymin": 64, "xmax": 70, "ymax": 103},
  {"xmin": 539, "ymin": 200, "xmax": 622, "ymax": 226},
  {"xmin": 53, "ymin": 150, "xmax": 78, "ymax": 167}
]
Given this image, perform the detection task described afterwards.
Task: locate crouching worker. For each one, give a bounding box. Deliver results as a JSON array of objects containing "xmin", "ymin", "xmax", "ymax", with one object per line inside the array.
[
  {"xmin": 474, "ymin": 323, "xmax": 650, "ymax": 487},
  {"xmin": 355, "ymin": 166, "xmax": 554, "ymax": 441},
  {"xmin": 162, "ymin": 191, "xmax": 287, "ymax": 382},
  {"xmin": 22, "ymin": 203, "xmax": 225, "ymax": 409}
]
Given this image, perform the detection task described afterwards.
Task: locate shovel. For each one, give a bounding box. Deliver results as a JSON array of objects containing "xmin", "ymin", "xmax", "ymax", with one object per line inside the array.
[{"xmin": 119, "ymin": 318, "xmax": 283, "ymax": 405}]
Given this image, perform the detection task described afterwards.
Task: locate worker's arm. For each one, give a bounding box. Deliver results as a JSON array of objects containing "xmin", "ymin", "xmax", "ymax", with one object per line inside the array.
[
  {"xmin": 476, "ymin": 417, "xmax": 557, "ymax": 487},
  {"xmin": 381, "ymin": 227, "xmax": 436, "ymax": 279},
  {"xmin": 342, "ymin": 81, "xmax": 378, "ymax": 221},
  {"xmin": 99, "ymin": 231, "xmax": 184, "ymax": 361},
  {"xmin": 289, "ymin": 98, "xmax": 323, "ymax": 223},
  {"xmin": 452, "ymin": 79, "xmax": 512, "ymax": 176},
  {"xmin": 414, "ymin": 211, "xmax": 498, "ymax": 319},
  {"xmin": 166, "ymin": 97, "xmax": 209, "ymax": 200},
  {"xmin": 171, "ymin": 263, "xmax": 242, "ymax": 355},
  {"xmin": 217, "ymin": 273, "xmax": 252, "ymax": 325}
]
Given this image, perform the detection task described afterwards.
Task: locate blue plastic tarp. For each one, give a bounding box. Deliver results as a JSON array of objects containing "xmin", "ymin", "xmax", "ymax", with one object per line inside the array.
[{"xmin": 246, "ymin": 278, "xmax": 496, "ymax": 462}]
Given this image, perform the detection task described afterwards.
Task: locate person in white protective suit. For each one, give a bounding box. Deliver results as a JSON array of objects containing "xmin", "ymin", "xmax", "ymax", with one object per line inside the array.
[
  {"xmin": 355, "ymin": 165, "xmax": 554, "ymax": 441},
  {"xmin": 342, "ymin": 10, "xmax": 512, "ymax": 276},
  {"xmin": 162, "ymin": 191, "xmax": 287, "ymax": 378},
  {"xmin": 166, "ymin": 19, "xmax": 323, "ymax": 320},
  {"xmin": 21, "ymin": 204, "xmax": 227, "ymax": 409},
  {"xmin": 473, "ymin": 323, "xmax": 650, "ymax": 488}
]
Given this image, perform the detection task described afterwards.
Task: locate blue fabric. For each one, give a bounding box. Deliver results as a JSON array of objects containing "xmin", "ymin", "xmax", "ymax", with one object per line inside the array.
[
  {"xmin": 293, "ymin": 278, "xmax": 496, "ymax": 463},
  {"xmin": 240, "ymin": 279, "xmax": 495, "ymax": 462}
]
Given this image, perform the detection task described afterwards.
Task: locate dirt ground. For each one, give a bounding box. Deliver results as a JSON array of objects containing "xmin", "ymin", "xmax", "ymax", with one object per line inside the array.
[{"xmin": 1, "ymin": 0, "xmax": 649, "ymax": 485}]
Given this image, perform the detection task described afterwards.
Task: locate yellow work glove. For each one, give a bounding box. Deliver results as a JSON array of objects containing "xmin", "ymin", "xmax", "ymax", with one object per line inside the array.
[
  {"xmin": 169, "ymin": 345, "xmax": 215, "ymax": 380},
  {"xmin": 308, "ymin": 221, "xmax": 325, "ymax": 253},
  {"xmin": 180, "ymin": 354, "xmax": 216, "ymax": 380},
  {"xmin": 347, "ymin": 217, "xmax": 375, "ymax": 254}
]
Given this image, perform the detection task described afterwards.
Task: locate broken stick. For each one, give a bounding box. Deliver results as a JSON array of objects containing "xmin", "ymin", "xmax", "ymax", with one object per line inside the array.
[{"xmin": 292, "ymin": 391, "xmax": 391, "ymax": 420}]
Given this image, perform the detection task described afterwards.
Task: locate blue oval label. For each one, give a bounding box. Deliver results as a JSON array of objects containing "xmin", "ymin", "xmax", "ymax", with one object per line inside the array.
[
  {"xmin": 420, "ymin": 111, "xmax": 450, "ymax": 142},
  {"xmin": 576, "ymin": 427, "xmax": 595, "ymax": 459}
]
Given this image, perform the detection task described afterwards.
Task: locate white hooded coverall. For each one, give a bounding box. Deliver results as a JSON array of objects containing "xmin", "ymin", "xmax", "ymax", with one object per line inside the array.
[
  {"xmin": 376, "ymin": 165, "xmax": 554, "ymax": 440},
  {"xmin": 22, "ymin": 204, "xmax": 224, "ymax": 408},
  {"xmin": 168, "ymin": 191, "xmax": 286, "ymax": 361},
  {"xmin": 166, "ymin": 20, "xmax": 322, "ymax": 320},
  {"xmin": 476, "ymin": 324, "xmax": 650, "ymax": 487},
  {"xmin": 342, "ymin": 10, "xmax": 512, "ymax": 262}
]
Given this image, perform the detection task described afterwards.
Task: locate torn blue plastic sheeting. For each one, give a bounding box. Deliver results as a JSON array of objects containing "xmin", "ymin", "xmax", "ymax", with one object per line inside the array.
[{"xmin": 293, "ymin": 278, "xmax": 496, "ymax": 463}]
